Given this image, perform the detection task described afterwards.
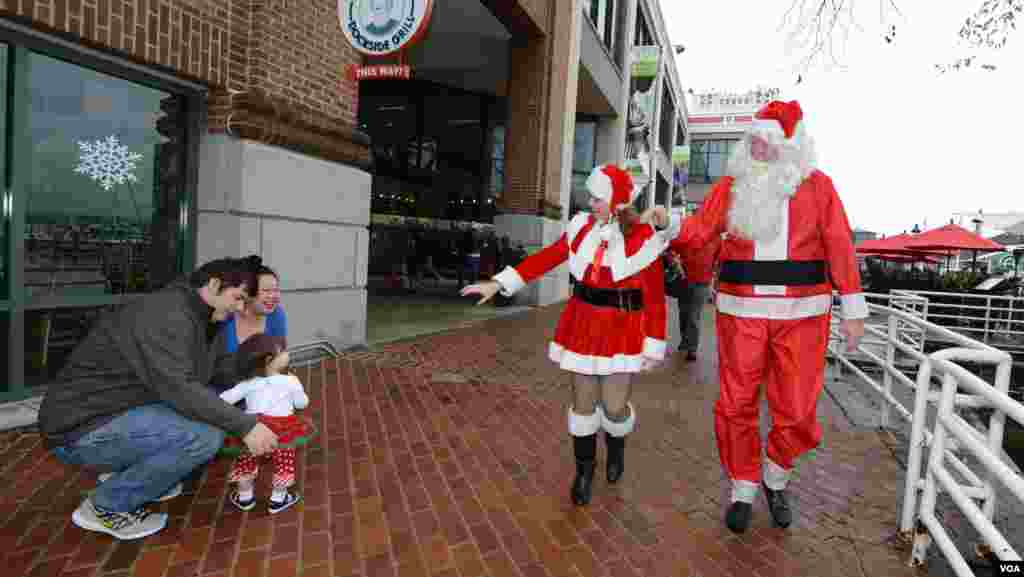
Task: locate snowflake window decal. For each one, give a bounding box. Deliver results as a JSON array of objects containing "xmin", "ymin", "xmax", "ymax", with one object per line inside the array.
[{"xmin": 74, "ymin": 135, "xmax": 143, "ymax": 191}]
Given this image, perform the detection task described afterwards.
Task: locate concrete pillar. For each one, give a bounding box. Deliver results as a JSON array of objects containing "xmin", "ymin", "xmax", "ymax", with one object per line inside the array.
[
  {"xmin": 494, "ymin": 0, "xmax": 582, "ymax": 306},
  {"xmin": 195, "ymin": 134, "xmax": 372, "ymax": 350}
]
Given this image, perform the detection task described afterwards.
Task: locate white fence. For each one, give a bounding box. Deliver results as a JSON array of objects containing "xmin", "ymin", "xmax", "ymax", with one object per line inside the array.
[
  {"xmin": 827, "ymin": 292, "xmax": 1022, "ymax": 574},
  {"xmin": 892, "ymin": 289, "xmax": 1024, "ymax": 355}
]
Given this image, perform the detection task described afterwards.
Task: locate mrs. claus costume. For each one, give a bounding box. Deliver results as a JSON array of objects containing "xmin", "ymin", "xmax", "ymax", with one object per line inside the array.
[
  {"xmin": 491, "ymin": 164, "xmax": 668, "ymax": 506},
  {"xmin": 662, "ymin": 100, "xmax": 868, "ymax": 533}
]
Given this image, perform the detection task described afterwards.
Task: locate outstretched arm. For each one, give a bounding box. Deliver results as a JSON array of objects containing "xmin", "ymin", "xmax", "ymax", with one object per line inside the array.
[
  {"xmin": 669, "ymin": 177, "xmax": 732, "ymax": 254},
  {"xmin": 492, "ymin": 233, "xmax": 570, "ymax": 296}
]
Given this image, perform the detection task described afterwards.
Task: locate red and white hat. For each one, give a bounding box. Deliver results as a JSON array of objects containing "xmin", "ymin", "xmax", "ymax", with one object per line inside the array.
[
  {"xmin": 750, "ymin": 100, "xmax": 804, "ymax": 145},
  {"xmin": 585, "ymin": 164, "xmax": 636, "ymax": 214}
]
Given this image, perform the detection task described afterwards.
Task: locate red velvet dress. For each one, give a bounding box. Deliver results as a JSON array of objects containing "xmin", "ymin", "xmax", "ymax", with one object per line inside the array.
[{"xmin": 493, "ymin": 213, "xmax": 668, "ymax": 375}]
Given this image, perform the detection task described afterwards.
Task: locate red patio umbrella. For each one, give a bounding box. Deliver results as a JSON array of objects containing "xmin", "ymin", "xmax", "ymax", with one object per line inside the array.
[
  {"xmin": 856, "ymin": 234, "xmax": 915, "ymax": 253},
  {"xmin": 901, "ymin": 224, "xmax": 1004, "ymax": 272},
  {"xmin": 857, "ymin": 234, "xmax": 950, "ymax": 257}
]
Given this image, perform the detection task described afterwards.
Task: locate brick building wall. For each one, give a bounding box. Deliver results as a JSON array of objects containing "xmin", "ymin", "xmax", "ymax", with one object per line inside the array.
[{"xmin": 0, "ymin": 0, "xmax": 368, "ymax": 167}]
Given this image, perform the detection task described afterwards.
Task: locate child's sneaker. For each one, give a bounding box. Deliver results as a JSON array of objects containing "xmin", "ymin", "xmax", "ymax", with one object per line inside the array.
[
  {"xmin": 229, "ymin": 491, "xmax": 256, "ymax": 512},
  {"xmin": 268, "ymin": 491, "xmax": 301, "ymax": 514},
  {"xmin": 97, "ymin": 473, "xmax": 183, "ymax": 502},
  {"xmin": 71, "ymin": 498, "xmax": 167, "ymax": 540}
]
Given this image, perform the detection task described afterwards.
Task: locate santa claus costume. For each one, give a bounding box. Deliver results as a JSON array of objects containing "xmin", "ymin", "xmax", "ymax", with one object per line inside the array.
[
  {"xmin": 662, "ymin": 100, "xmax": 868, "ymax": 532},
  {"xmin": 489, "ymin": 164, "xmax": 668, "ymax": 506}
]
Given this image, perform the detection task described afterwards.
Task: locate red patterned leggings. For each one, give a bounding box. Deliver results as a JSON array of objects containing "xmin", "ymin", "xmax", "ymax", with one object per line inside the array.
[{"xmin": 227, "ymin": 448, "xmax": 297, "ymax": 489}]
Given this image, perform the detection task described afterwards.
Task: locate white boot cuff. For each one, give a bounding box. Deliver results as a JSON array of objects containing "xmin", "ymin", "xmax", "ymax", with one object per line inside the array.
[
  {"xmin": 568, "ymin": 407, "xmax": 602, "ymax": 437},
  {"xmin": 601, "ymin": 403, "xmax": 636, "ymax": 438},
  {"xmin": 731, "ymin": 480, "xmax": 759, "ymax": 504},
  {"xmin": 763, "ymin": 458, "xmax": 792, "ymax": 491}
]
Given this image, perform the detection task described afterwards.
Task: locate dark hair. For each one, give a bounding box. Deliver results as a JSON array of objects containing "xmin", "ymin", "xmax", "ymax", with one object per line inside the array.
[
  {"xmin": 188, "ymin": 257, "xmax": 251, "ymax": 290},
  {"xmin": 239, "ymin": 255, "xmax": 280, "ymax": 298},
  {"xmin": 235, "ymin": 334, "xmax": 289, "ymax": 380}
]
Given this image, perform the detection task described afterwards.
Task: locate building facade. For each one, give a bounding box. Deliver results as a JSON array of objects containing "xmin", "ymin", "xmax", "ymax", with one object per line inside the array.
[
  {"xmin": 0, "ymin": 0, "xmax": 687, "ymax": 402},
  {"xmin": 684, "ymin": 87, "xmax": 780, "ymax": 212}
]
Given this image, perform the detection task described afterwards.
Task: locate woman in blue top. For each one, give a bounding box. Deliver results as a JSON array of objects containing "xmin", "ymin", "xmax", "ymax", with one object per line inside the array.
[{"xmin": 226, "ymin": 260, "xmax": 287, "ymax": 353}]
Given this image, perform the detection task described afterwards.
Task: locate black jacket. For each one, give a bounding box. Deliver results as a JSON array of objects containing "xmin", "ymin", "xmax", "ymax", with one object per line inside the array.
[{"xmin": 38, "ymin": 281, "xmax": 259, "ymax": 449}]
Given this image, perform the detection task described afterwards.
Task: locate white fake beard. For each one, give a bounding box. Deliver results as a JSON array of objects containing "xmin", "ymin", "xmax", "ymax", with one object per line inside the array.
[{"xmin": 727, "ymin": 160, "xmax": 804, "ymax": 243}]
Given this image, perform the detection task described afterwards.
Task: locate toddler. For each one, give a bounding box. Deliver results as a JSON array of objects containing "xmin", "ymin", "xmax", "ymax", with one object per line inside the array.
[{"xmin": 220, "ymin": 334, "xmax": 310, "ymax": 514}]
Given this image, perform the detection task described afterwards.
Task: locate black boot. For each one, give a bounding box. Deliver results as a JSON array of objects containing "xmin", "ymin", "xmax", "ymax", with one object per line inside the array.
[
  {"xmin": 725, "ymin": 501, "xmax": 753, "ymax": 534},
  {"xmin": 571, "ymin": 434, "xmax": 597, "ymax": 506},
  {"xmin": 762, "ymin": 482, "xmax": 793, "ymax": 528},
  {"xmin": 605, "ymin": 434, "xmax": 625, "ymax": 484}
]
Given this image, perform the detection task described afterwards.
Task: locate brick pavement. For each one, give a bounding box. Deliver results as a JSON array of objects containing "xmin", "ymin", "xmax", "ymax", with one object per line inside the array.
[{"xmin": 0, "ymin": 304, "xmax": 931, "ymax": 577}]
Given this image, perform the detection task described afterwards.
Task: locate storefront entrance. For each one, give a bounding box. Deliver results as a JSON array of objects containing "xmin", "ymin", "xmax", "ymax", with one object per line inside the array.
[
  {"xmin": 357, "ymin": 0, "xmax": 530, "ymax": 343},
  {"xmin": 0, "ymin": 34, "xmax": 200, "ymax": 401}
]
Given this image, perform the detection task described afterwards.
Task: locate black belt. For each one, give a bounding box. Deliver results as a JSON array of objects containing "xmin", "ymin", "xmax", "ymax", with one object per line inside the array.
[
  {"xmin": 718, "ymin": 260, "xmax": 828, "ymax": 286},
  {"xmin": 573, "ymin": 284, "xmax": 644, "ymax": 311}
]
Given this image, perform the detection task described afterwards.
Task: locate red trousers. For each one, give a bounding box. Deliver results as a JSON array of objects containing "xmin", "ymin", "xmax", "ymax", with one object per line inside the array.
[
  {"xmin": 714, "ymin": 312, "xmax": 830, "ymax": 483},
  {"xmin": 228, "ymin": 448, "xmax": 297, "ymax": 489}
]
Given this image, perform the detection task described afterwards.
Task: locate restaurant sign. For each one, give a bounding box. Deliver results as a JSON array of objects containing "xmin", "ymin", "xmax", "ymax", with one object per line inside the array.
[{"xmin": 339, "ymin": 0, "xmax": 434, "ymax": 57}]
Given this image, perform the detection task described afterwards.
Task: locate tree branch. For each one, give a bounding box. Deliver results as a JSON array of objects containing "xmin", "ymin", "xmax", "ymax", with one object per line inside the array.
[{"xmin": 780, "ymin": 0, "xmax": 1020, "ymax": 77}]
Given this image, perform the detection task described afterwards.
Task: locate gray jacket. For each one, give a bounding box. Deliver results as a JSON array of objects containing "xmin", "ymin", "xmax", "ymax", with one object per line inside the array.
[{"xmin": 38, "ymin": 280, "xmax": 259, "ymax": 449}]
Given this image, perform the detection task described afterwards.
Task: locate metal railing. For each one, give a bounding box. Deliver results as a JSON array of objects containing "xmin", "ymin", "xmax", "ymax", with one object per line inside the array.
[
  {"xmin": 287, "ymin": 340, "xmax": 341, "ymax": 368},
  {"xmin": 892, "ymin": 289, "xmax": 1024, "ymax": 355},
  {"xmin": 827, "ymin": 292, "xmax": 1023, "ymax": 574}
]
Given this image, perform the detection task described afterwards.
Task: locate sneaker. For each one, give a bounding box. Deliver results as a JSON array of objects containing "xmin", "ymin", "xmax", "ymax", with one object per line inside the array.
[
  {"xmin": 71, "ymin": 498, "xmax": 167, "ymax": 540},
  {"xmin": 268, "ymin": 491, "xmax": 301, "ymax": 514},
  {"xmin": 98, "ymin": 473, "xmax": 183, "ymax": 502},
  {"xmin": 229, "ymin": 491, "xmax": 256, "ymax": 512}
]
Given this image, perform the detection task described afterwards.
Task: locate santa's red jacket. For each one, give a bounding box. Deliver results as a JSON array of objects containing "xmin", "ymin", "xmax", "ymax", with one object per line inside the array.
[{"xmin": 667, "ymin": 171, "xmax": 868, "ymax": 320}]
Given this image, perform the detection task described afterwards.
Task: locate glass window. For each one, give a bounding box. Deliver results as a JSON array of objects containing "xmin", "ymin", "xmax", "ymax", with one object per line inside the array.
[
  {"xmin": 0, "ymin": 44, "xmax": 7, "ymax": 301},
  {"xmin": 490, "ymin": 125, "xmax": 505, "ymax": 195},
  {"xmin": 688, "ymin": 139, "xmax": 737, "ymax": 184},
  {"xmin": 572, "ymin": 122, "xmax": 596, "ymax": 173},
  {"xmin": 24, "ymin": 52, "xmax": 190, "ymax": 298},
  {"xmin": 20, "ymin": 51, "xmax": 192, "ymax": 388},
  {"xmin": 570, "ymin": 121, "xmax": 597, "ymax": 216},
  {"xmin": 0, "ymin": 312, "xmax": 8, "ymax": 394}
]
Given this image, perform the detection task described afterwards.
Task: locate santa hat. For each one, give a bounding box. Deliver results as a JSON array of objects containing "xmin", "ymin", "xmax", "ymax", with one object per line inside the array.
[
  {"xmin": 585, "ymin": 164, "xmax": 636, "ymax": 214},
  {"xmin": 750, "ymin": 100, "xmax": 803, "ymax": 144}
]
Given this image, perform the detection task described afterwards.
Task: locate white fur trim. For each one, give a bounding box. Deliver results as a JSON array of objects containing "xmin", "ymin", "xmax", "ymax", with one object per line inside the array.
[
  {"xmin": 493, "ymin": 266, "xmax": 526, "ymax": 296},
  {"xmin": 601, "ymin": 403, "xmax": 636, "ymax": 437},
  {"xmin": 752, "ymin": 198, "xmax": 790, "ymax": 296},
  {"xmin": 763, "ymin": 458, "xmax": 791, "ymax": 491},
  {"xmin": 642, "ymin": 337, "xmax": 666, "ymax": 360},
  {"xmin": 732, "ymin": 480, "xmax": 760, "ymax": 504},
  {"xmin": 607, "ymin": 227, "xmax": 666, "ymax": 282},
  {"xmin": 548, "ymin": 342, "xmax": 646, "ymax": 375},
  {"xmin": 568, "ymin": 407, "xmax": 602, "ymax": 437},
  {"xmin": 585, "ymin": 167, "xmax": 613, "ymax": 204},
  {"xmin": 839, "ymin": 293, "xmax": 869, "ymax": 320},
  {"xmin": 716, "ymin": 293, "xmax": 832, "ymax": 320},
  {"xmin": 568, "ymin": 212, "xmax": 600, "ymax": 281}
]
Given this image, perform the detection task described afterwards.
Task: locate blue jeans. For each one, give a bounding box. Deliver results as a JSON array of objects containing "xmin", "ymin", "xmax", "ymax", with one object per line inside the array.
[{"xmin": 52, "ymin": 404, "xmax": 225, "ymax": 513}]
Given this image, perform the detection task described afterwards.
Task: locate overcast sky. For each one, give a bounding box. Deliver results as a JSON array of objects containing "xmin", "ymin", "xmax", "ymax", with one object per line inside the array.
[{"xmin": 660, "ymin": 0, "xmax": 1024, "ymax": 237}]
